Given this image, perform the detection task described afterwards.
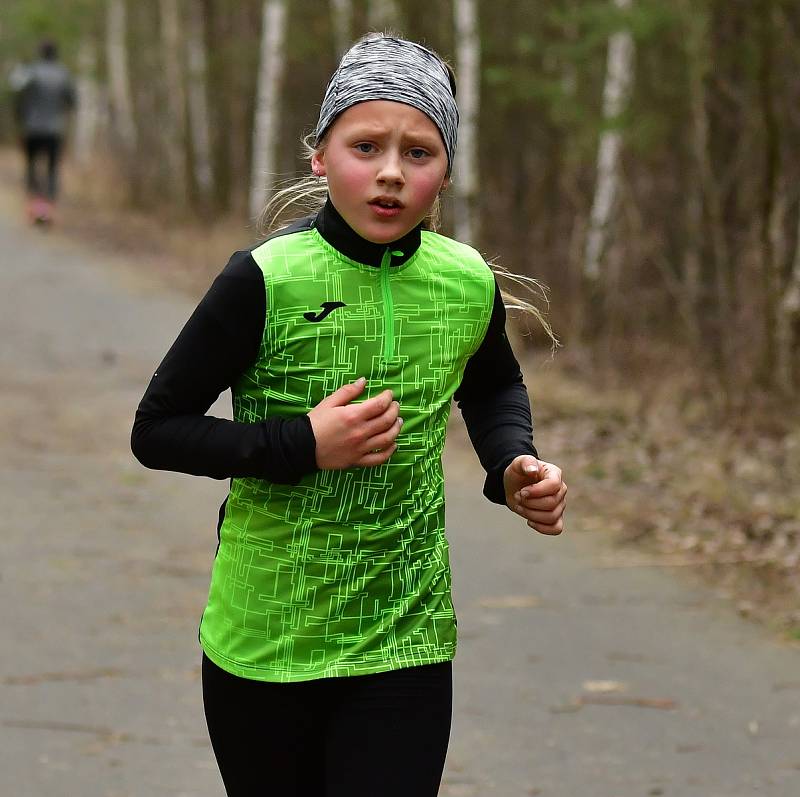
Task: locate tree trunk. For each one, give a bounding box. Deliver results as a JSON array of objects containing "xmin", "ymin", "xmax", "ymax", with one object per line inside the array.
[
  {"xmin": 683, "ymin": 0, "xmax": 736, "ymax": 393},
  {"xmin": 159, "ymin": 0, "xmax": 189, "ymax": 206},
  {"xmin": 330, "ymin": 0, "xmax": 353, "ymax": 56},
  {"xmin": 776, "ymin": 199, "xmax": 800, "ymax": 392},
  {"xmin": 452, "ymin": 0, "xmax": 480, "ymax": 245},
  {"xmin": 583, "ymin": 0, "xmax": 635, "ymax": 281},
  {"xmin": 757, "ymin": 0, "xmax": 780, "ymax": 386},
  {"xmin": 106, "ymin": 0, "xmax": 137, "ymax": 155},
  {"xmin": 186, "ymin": 0, "xmax": 215, "ymax": 205},
  {"xmin": 249, "ymin": 0, "xmax": 289, "ymax": 221},
  {"xmin": 74, "ymin": 37, "xmax": 101, "ymax": 167}
]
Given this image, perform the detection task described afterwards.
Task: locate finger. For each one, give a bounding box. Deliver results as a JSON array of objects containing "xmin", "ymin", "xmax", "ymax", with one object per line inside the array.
[
  {"xmin": 355, "ymin": 443, "xmax": 397, "ymax": 467},
  {"xmin": 353, "ymin": 389, "xmax": 395, "ymax": 420},
  {"xmin": 362, "ymin": 416, "xmax": 403, "ymax": 453},
  {"xmin": 317, "ymin": 376, "xmax": 366, "ymax": 408},
  {"xmin": 515, "ymin": 484, "xmax": 567, "ymax": 512},
  {"xmin": 513, "ymin": 503, "xmax": 564, "ymax": 526},
  {"xmin": 510, "ymin": 455, "xmax": 540, "ymax": 482},
  {"xmin": 527, "ymin": 517, "xmax": 564, "ymax": 536},
  {"xmin": 361, "ymin": 400, "xmax": 400, "ymax": 439},
  {"xmin": 520, "ymin": 474, "xmax": 564, "ymax": 500}
]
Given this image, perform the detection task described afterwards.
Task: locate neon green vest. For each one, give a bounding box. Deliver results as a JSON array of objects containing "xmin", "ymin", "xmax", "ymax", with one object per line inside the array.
[{"xmin": 199, "ymin": 226, "xmax": 494, "ymax": 682}]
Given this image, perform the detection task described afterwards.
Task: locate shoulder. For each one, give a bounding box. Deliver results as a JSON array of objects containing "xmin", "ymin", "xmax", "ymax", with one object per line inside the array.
[
  {"xmin": 420, "ymin": 230, "xmax": 494, "ymax": 278},
  {"xmin": 249, "ymin": 214, "xmax": 318, "ymax": 270}
]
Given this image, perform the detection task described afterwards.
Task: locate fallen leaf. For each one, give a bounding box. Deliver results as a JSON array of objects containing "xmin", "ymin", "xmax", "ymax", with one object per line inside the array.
[
  {"xmin": 477, "ymin": 595, "xmax": 541, "ymax": 609},
  {"xmin": 582, "ymin": 679, "xmax": 627, "ymax": 693}
]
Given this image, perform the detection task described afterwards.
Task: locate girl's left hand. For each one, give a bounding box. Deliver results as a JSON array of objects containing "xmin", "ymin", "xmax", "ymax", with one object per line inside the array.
[{"xmin": 503, "ymin": 455, "xmax": 567, "ymax": 536}]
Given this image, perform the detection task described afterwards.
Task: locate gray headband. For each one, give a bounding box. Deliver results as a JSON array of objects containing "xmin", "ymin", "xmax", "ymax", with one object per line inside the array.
[{"xmin": 315, "ymin": 36, "xmax": 459, "ymax": 174}]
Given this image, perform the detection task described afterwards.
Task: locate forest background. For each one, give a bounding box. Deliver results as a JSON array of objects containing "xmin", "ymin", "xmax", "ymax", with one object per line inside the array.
[{"xmin": 1, "ymin": 0, "xmax": 798, "ymax": 634}]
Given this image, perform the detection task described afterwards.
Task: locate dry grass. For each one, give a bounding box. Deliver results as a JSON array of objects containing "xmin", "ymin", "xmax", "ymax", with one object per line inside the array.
[{"xmin": 528, "ymin": 350, "xmax": 800, "ymax": 640}]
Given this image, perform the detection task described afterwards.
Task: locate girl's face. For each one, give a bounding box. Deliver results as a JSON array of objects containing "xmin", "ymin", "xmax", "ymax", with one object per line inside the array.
[{"xmin": 311, "ymin": 100, "xmax": 450, "ymax": 245}]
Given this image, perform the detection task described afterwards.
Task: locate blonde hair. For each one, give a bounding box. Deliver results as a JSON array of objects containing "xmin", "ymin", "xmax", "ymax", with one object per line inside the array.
[{"xmin": 259, "ymin": 37, "xmax": 558, "ymax": 351}]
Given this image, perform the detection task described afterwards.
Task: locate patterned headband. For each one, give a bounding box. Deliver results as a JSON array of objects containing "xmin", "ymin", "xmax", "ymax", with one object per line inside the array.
[{"xmin": 315, "ymin": 36, "xmax": 459, "ymax": 175}]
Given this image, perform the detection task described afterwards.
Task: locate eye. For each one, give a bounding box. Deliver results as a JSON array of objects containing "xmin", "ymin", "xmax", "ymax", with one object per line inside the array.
[
  {"xmin": 408, "ymin": 148, "xmax": 430, "ymax": 160},
  {"xmin": 354, "ymin": 142, "xmax": 375, "ymax": 154}
]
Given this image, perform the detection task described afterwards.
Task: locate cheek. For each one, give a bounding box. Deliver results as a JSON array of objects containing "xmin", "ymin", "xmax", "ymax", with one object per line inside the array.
[
  {"xmin": 330, "ymin": 158, "xmax": 371, "ymax": 197},
  {"xmin": 413, "ymin": 170, "xmax": 447, "ymax": 204}
]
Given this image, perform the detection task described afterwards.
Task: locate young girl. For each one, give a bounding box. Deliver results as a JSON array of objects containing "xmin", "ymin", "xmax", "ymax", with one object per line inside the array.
[{"xmin": 132, "ymin": 33, "xmax": 566, "ymax": 797}]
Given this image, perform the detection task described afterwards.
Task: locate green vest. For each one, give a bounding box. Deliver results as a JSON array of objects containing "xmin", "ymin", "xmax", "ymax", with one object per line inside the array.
[{"xmin": 199, "ymin": 226, "xmax": 494, "ymax": 682}]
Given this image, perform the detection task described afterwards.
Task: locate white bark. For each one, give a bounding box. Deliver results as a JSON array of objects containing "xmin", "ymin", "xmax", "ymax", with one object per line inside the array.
[
  {"xmin": 330, "ymin": 0, "xmax": 353, "ymax": 57},
  {"xmin": 453, "ymin": 0, "xmax": 480, "ymax": 244},
  {"xmin": 186, "ymin": 0, "xmax": 215, "ymax": 200},
  {"xmin": 159, "ymin": 0, "xmax": 188, "ymax": 203},
  {"xmin": 74, "ymin": 38, "xmax": 100, "ymax": 166},
  {"xmin": 249, "ymin": 0, "xmax": 289, "ymax": 220},
  {"xmin": 583, "ymin": 0, "xmax": 636, "ymax": 280},
  {"xmin": 106, "ymin": 0, "xmax": 137, "ymax": 153},
  {"xmin": 367, "ymin": 0, "xmax": 400, "ymax": 31},
  {"xmin": 776, "ymin": 209, "xmax": 800, "ymax": 390}
]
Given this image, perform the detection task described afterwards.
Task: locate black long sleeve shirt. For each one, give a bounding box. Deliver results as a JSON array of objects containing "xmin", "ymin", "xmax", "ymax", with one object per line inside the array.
[{"xmin": 131, "ymin": 199, "xmax": 537, "ymax": 504}]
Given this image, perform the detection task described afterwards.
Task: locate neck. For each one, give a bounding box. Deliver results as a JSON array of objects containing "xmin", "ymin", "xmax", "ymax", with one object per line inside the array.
[{"xmin": 313, "ymin": 196, "xmax": 422, "ymax": 268}]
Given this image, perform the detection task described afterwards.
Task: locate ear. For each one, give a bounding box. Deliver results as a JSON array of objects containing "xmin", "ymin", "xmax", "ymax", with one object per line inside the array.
[
  {"xmin": 311, "ymin": 151, "xmax": 326, "ymax": 177},
  {"xmin": 440, "ymin": 175, "xmax": 450, "ymax": 192}
]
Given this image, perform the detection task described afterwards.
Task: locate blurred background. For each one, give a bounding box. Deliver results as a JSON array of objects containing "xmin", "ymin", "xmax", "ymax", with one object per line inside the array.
[
  {"xmin": 2, "ymin": 0, "xmax": 799, "ymax": 641},
  {"xmin": 1, "ymin": 2, "xmax": 799, "ymax": 794}
]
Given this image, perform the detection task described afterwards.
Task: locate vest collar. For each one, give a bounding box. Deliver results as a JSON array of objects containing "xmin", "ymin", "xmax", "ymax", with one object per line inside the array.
[{"xmin": 312, "ymin": 196, "xmax": 422, "ymax": 268}]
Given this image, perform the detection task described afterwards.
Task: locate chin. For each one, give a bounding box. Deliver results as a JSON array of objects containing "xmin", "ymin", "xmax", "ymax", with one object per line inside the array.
[{"xmin": 361, "ymin": 222, "xmax": 415, "ymax": 245}]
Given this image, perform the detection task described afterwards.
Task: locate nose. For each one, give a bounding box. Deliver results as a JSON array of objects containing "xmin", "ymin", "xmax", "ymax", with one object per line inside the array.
[{"xmin": 376, "ymin": 151, "xmax": 404, "ymax": 187}]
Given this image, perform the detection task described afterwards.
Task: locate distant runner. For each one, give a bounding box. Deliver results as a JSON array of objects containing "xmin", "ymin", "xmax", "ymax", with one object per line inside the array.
[{"xmin": 10, "ymin": 40, "xmax": 76, "ymax": 225}]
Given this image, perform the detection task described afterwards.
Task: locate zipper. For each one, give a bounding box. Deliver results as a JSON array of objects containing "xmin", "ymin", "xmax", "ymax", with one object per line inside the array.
[{"xmin": 380, "ymin": 247, "xmax": 403, "ymax": 361}]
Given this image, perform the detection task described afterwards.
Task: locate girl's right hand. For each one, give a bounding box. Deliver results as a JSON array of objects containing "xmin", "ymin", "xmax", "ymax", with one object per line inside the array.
[{"xmin": 307, "ymin": 377, "xmax": 403, "ymax": 469}]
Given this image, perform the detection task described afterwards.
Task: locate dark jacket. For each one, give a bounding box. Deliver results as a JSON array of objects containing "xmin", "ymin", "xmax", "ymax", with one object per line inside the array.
[{"xmin": 13, "ymin": 59, "xmax": 76, "ymax": 137}]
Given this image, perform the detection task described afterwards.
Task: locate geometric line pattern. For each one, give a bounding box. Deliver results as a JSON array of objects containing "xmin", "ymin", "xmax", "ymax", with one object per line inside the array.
[{"xmin": 200, "ymin": 228, "xmax": 494, "ymax": 682}]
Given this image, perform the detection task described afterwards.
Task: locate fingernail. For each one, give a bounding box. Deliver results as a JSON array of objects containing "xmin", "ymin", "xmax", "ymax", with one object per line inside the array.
[
  {"xmin": 398, "ymin": 417, "xmax": 404, "ymax": 427},
  {"xmin": 514, "ymin": 492, "xmax": 521, "ymax": 502},
  {"xmin": 521, "ymin": 490, "xmax": 529, "ymax": 498},
  {"xmin": 524, "ymin": 465, "xmax": 538, "ymax": 474},
  {"xmin": 353, "ymin": 376, "xmax": 366, "ymax": 386}
]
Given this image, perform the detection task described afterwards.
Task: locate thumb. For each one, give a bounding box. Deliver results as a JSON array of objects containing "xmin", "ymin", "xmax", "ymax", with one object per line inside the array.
[
  {"xmin": 513, "ymin": 455, "xmax": 540, "ymax": 483},
  {"xmin": 317, "ymin": 376, "xmax": 366, "ymax": 408}
]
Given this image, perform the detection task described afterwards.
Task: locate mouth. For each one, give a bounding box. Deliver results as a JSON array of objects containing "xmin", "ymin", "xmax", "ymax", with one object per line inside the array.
[{"xmin": 369, "ymin": 196, "xmax": 405, "ymax": 210}]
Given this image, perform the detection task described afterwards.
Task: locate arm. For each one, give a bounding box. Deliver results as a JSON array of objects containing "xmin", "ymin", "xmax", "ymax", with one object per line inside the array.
[
  {"xmin": 454, "ymin": 279, "xmax": 537, "ymax": 504},
  {"xmin": 455, "ymin": 279, "xmax": 567, "ymax": 534},
  {"xmin": 130, "ymin": 251, "xmax": 317, "ymax": 484}
]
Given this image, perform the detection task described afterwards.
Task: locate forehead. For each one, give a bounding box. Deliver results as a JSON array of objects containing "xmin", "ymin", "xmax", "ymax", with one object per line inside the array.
[{"xmin": 330, "ymin": 100, "xmax": 442, "ymax": 140}]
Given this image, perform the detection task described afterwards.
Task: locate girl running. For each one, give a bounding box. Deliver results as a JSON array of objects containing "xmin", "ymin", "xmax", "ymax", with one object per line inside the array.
[{"xmin": 132, "ymin": 33, "xmax": 566, "ymax": 797}]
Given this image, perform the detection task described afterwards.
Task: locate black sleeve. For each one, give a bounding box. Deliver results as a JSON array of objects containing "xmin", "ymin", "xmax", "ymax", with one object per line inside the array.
[
  {"xmin": 130, "ymin": 250, "xmax": 318, "ymax": 483},
  {"xmin": 454, "ymin": 279, "xmax": 538, "ymax": 505}
]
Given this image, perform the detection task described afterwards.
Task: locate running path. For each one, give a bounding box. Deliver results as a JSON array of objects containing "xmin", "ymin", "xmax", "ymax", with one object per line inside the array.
[{"xmin": 0, "ymin": 199, "xmax": 798, "ymax": 797}]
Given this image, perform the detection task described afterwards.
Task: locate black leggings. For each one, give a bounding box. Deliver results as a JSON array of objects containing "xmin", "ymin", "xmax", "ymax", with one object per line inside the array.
[
  {"xmin": 24, "ymin": 134, "xmax": 62, "ymax": 200},
  {"xmin": 202, "ymin": 653, "xmax": 453, "ymax": 797}
]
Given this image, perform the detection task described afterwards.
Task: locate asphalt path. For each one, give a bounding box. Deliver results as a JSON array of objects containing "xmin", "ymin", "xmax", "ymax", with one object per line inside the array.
[{"xmin": 1, "ymin": 198, "xmax": 798, "ymax": 796}]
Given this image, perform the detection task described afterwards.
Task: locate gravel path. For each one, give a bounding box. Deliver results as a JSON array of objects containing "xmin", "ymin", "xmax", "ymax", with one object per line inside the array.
[{"xmin": 1, "ymin": 196, "xmax": 798, "ymax": 797}]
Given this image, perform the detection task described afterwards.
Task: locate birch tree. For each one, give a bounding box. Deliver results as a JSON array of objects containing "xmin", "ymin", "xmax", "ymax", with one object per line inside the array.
[
  {"xmin": 583, "ymin": 0, "xmax": 636, "ymax": 280},
  {"xmin": 73, "ymin": 37, "xmax": 101, "ymax": 166},
  {"xmin": 453, "ymin": 0, "xmax": 480, "ymax": 244},
  {"xmin": 159, "ymin": 0, "xmax": 189, "ymax": 205},
  {"xmin": 249, "ymin": 0, "xmax": 289, "ymax": 220},
  {"xmin": 777, "ymin": 215, "xmax": 800, "ymax": 391},
  {"xmin": 106, "ymin": 0, "xmax": 137, "ymax": 155},
  {"xmin": 330, "ymin": 0, "xmax": 353, "ymax": 57},
  {"xmin": 186, "ymin": 0, "xmax": 215, "ymax": 203}
]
